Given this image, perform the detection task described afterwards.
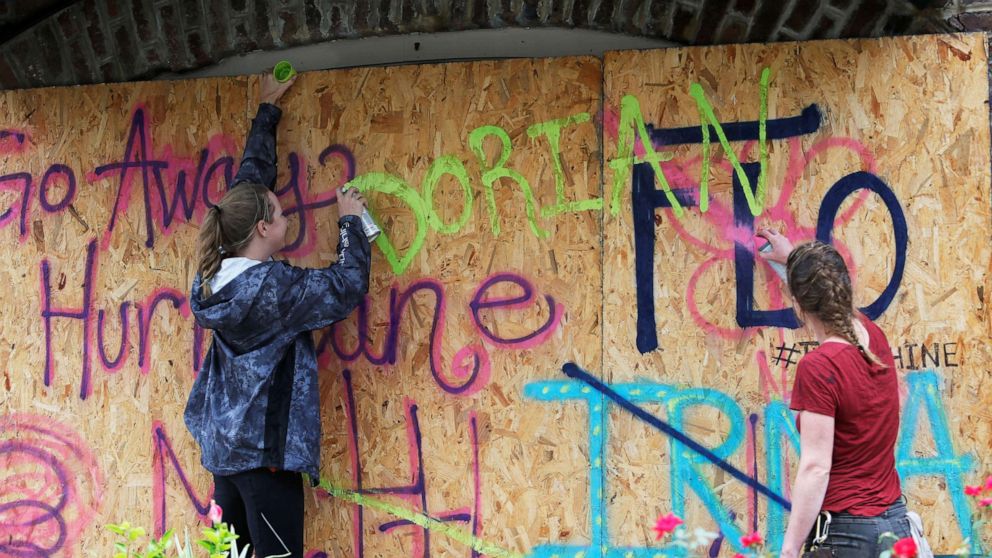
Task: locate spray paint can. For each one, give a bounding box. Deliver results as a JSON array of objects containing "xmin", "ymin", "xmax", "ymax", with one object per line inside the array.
[
  {"xmin": 341, "ymin": 187, "xmax": 381, "ymax": 242},
  {"xmin": 758, "ymin": 241, "xmax": 788, "ymax": 282}
]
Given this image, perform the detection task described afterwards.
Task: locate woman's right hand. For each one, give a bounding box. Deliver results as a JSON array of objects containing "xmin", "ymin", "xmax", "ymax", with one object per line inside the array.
[
  {"xmin": 336, "ymin": 187, "xmax": 367, "ymax": 219},
  {"xmin": 756, "ymin": 228, "xmax": 794, "ymax": 265}
]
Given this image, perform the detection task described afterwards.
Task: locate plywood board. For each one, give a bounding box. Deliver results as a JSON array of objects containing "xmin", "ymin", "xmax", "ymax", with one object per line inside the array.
[{"xmin": 602, "ymin": 34, "xmax": 992, "ymax": 554}]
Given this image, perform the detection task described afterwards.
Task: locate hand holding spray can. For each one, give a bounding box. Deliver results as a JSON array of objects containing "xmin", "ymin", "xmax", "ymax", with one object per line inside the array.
[
  {"xmin": 758, "ymin": 240, "xmax": 788, "ymax": 282},
  {"xmin": 341, "ymin": 187, "xmax": 381, "ymax": 242}
]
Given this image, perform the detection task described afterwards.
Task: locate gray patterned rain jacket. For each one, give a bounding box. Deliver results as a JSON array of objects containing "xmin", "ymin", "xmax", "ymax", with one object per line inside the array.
[{"xmin": 184, "ymin": 103, "xmax": 370, "ymax": 481}]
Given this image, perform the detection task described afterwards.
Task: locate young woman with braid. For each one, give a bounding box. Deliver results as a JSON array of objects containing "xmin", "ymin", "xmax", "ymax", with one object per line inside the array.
[
  {"xmin": 184, "ymin": 73, "xmax": 371, "ymax": 558},
  {"xmin": 758, "ymin": 230, "xmax": 914, "ymax": 558}
]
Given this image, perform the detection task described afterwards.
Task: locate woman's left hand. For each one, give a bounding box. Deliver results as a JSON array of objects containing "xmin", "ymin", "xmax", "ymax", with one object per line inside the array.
[{"xmin": 260, "ymin": 72, "xmax": 297, "ymax": 105}]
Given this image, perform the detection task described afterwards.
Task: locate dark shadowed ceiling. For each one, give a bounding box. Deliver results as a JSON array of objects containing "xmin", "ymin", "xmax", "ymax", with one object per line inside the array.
[{"xmin": 0, "ymin": 0, "xmax": 966, "ymax": 90}]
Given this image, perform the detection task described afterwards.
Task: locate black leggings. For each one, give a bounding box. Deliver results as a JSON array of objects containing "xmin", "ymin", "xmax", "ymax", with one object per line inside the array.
[{"xmin": 213, "ymin": 469, "xmax": 304, "ymax": 558}]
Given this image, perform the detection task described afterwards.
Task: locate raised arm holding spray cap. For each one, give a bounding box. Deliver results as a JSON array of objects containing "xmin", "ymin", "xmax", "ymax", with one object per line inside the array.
[
  {"xmin": 184, "ymin": 69, "xmax": 371, "ymax": 558},
  {"xmin": 273, "ymin": 60, "xmax": 296, "ymax": 83}
]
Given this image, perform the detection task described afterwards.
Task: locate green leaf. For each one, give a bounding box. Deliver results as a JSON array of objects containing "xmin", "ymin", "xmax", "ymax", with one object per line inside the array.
[{"xmin": 107, "ymin": 523, "xmax": 127, "ymax": 536}]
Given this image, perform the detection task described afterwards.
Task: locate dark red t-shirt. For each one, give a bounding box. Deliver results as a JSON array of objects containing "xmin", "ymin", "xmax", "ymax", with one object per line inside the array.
[{"xmin": 790, "ymin": 315, "xmax": 901, "ymax": 515}]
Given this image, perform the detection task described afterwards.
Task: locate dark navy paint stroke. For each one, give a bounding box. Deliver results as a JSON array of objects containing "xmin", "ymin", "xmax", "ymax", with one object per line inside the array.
[
  {"xmin": 815, "ymin": 171, "xmax": 907, "ymax": 320},
  {"xmin": 734, "ymin": 162, "xmax": 800, "ymax": 329},
  {"xmin": 562, "ymin": 362, "xmax": 791, "ymax": 511},
  {"xmin": 649, "ymin": 104, "xmax": 822, "ymax": 146},
  {"xmin": 633, "ymin": 106, "xmax": 822, "ymax": 353},
  {"xmin": 0, "ymin": 129, "xmax": 26, "ymax": 144},
  {"xmin": 378, "ymin": 512, "xmax": 472, "ymax": 533},
  {"xmin": 632, "ymin": 157, "xmax": 699, "ymax": 352},
  {"xmin": 709, "ymin": 510, "xmax": 736, "ymax": 557}
]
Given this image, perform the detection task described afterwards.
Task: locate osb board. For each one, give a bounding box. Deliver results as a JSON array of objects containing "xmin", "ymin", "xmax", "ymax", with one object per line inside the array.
[
  {"xmin": 294, "ymin": 58, "xmax": 603, "ymax": 556},
  {"xmin": 603, "ymin": 34, "xmax": 992, "ymax": 554},
  {"xmin": 0, "ymin": 57, "xmax": 604, "ymax": 557},
  {"xmin": 4, "ymin": 33, "xmax": 992, "ymax": 558},
  {"xmin": 0, "ymin": 76, "xmax": 252, "ymax": 556}
]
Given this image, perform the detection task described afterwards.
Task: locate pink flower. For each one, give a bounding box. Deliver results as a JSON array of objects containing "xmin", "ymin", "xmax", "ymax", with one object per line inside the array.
[
  {"xmin": 207, "ymin": 499, "xmax": 223, "ymax": 524},
  {"xmin": 979, "ymin": 498, "xmax": 992, "ymax": 507},
  {"xmin": 965, "ymin": 485, "xmax": 983, "ymax": 496},
  {"xmin": 740, "ymin": 531, "xmax": 763, "ymax": 548},
  {"xmin": 985, "ymin": 475, "xmax": 992, "ymax": 490},
  {"xmin": 732, "ymin": 554, "xmax": 746, "ymax": 558},
  {"xmin": 653, "ymin": 513, "xmax": 683, "ymax": 540},
  {"xmin": 893, "ymin": 536, "xmax": 917, "ymax": 558}
]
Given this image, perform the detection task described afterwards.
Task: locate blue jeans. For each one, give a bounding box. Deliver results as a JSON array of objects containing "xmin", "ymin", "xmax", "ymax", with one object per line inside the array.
[{"xmin": 805, "ymin": 499, "xmax": 912, "ymax": 557}]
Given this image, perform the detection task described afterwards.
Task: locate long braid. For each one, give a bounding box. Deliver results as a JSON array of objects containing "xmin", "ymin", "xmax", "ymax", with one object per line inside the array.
[
  {"xmin": 821, "ymin": 295, "xmax": 882, "ymax": 366},
  {"xmin": 787, "ymin": 241, "xmax": 884, "ymax": 367}
]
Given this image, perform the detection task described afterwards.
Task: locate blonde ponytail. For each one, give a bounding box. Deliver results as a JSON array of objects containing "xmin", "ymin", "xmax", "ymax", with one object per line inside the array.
[
  {"xmin": 196, "ymin": 205, "xmax": 225, "ymax": 298},
  {"xmin": 195, "ymin": 183, "xmax": 274, "ymax": 299}
]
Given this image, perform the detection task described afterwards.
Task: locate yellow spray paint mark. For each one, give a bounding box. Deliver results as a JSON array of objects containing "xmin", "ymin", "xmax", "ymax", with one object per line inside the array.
[
  {"xmin": 689, "ymin": 66, "xmax": 772, "ymax": 216},
  {"xmin": 317, "ymin": 478, "xmax": 524, "ymax": 558}
]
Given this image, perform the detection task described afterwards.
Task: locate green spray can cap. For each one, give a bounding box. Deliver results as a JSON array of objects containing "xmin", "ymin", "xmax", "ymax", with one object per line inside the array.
[{"xmin": 273, "ymin": 61, "xmax": 296, "ymax": 83}]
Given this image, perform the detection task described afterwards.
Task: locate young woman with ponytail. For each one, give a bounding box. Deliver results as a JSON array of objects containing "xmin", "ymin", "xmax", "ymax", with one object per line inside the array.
[
  {"xmin": 184, "ymin": 73, "xmax": 371, "ymax": 558},
  {"xmin": 759, "ymin": 230, "xmax": 917, "ymax": 558}
]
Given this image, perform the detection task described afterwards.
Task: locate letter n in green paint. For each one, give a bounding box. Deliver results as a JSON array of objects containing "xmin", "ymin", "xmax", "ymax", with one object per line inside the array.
[{"xmin": 689, "ymin": 67, "xmax": 771, "ymax": 215}]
